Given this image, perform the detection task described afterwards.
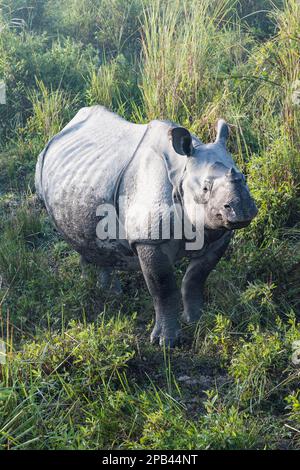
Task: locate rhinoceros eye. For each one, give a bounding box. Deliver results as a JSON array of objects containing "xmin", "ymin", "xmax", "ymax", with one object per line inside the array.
[{"xmin": 202, "ymin": 180, "xmax": 211, "ymax": 192}]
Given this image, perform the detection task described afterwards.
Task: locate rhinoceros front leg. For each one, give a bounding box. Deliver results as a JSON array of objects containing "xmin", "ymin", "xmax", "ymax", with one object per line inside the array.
[
  {"xmin": 182, "ymin": 232, "xmax": 232, "ymax": 324},
  {"xmin": 136, "ymin": 244, "xmax": 181, "ymax": 347}
]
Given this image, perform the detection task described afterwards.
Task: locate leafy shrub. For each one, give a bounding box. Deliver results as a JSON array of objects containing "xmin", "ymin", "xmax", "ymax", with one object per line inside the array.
[
  {"xmin": 0, "ymin": 31, "xmax": 96, "ymax": 140},
  {"xmin": 43, "ymin": 0, "xmax": 144, "ymax": 53}
]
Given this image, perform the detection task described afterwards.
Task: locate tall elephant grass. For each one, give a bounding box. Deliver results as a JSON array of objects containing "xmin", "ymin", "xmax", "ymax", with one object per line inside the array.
[
  {"xmin": 28, "ymin": 80, "xmax": 77, "ymax": 142},
  {"xmin": 141, "ymin": 0, "xmax": 243, "ymax": 132},
  {"xmin": 140, "ymin": 0, "xmax": 300, "ymax": 161},
  {"xmin": 238, "ymin": 0, "xmax": 300, "ymax": 246},
  {"xmin": 246, "ymin": 0, "xmax": 300, "ymax": 142},
  {"xmin": 85, "ymin": 54, "xmax": 141, "ymax": 116}
]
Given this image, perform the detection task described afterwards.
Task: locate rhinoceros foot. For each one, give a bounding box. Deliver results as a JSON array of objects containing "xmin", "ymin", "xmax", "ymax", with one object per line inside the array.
[
  {"xmin": 181, "ymin": 311, "xmax": 202, "ymax": 325},
  {"xmin": 150, "ymin": 323, "xmax": 181, "ymax": 348}
]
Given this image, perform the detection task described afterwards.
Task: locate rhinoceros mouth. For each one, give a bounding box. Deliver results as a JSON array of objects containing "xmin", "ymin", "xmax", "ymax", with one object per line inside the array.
[{"xmin": 224, "ymin": 219, "xmax": 252, "ymax": 230}]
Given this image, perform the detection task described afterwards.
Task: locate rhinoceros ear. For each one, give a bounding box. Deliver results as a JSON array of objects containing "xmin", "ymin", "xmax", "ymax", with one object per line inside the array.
[
  {"xmin": 215, "ymin": 119, "xmax": 230, "ymax": 145},
  {"xmin": 170, "ymin": 127, "xmax": 194, "ymax": 156}
]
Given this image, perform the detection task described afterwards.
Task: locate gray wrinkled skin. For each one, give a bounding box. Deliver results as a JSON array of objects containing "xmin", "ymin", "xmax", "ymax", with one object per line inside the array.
[{"xmin": 35, "ymin": 106, "xmax": 258, "ymax": 346}]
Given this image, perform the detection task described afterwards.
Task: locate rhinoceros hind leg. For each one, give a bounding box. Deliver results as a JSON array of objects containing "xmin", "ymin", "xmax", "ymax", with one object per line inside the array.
[
  {"xmin": 80, "ymin": 255, "xmax": 94, "ymax": 279},
  {"xmin": 80, "ymin": 256, "xmax": 122, "ymax": 295},
  {"xmin": 97, "ymin": 267, "xmax": 122, "ymax": 296}
]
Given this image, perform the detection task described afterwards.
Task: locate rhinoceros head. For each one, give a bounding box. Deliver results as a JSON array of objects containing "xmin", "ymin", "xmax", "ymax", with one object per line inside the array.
[{"xmin": 169, "ymin": 120, "xmax": 258, "ymax": 231}]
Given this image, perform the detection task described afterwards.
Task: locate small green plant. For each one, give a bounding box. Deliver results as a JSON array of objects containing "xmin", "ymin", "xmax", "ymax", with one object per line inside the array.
[
  {"xmin": 196, "ymin": 313, "xmax": 233, "ymax": 363},
  {"xmin": 285, "ymin": 391, "xmax": 300, "ymax": 448},
  {"xmin": 200, "ymin": 390, "xmax": 269, "ymax": 449}
]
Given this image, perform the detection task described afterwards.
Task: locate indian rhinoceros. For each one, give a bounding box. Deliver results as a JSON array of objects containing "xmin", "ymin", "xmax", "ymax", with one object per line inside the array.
[{"xmin": 35, "ymin": 106, "xmax": 257, "ymax": 346}]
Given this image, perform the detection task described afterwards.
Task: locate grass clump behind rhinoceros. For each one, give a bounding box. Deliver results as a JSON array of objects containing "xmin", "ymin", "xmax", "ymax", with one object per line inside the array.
[{"xmin": 0, "ymin": 0, "xmax": 300, "ymax": 450}]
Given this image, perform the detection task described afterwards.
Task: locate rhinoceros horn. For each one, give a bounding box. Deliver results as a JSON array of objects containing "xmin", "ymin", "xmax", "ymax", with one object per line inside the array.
[
  {"xmin": 215, "ymin": 119, "xmax": 229, "ymax": 145},
  {"xmin": 226, "ymin": 166, "xmax": 243, "ymax": 182}
]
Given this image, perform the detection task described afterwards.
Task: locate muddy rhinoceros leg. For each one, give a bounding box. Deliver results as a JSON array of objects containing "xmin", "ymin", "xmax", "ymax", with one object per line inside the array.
[
  {"xmin": 181, "ymin": 232, "xmax": 232, "ymax": 324},
  {"xmin": 136, "ymin": 244, "xmax": 181, "ymax": 347},
  {"xmin": 97, "ymin": 267, "xmax": 122, "ymax": 295},
  {"xmin": 80, "ymin": 255, "xmax": 94, "ymax": 279},
  {"xmin": 80, "ymin": 255, "xmax": 122, "ymax": 295}
]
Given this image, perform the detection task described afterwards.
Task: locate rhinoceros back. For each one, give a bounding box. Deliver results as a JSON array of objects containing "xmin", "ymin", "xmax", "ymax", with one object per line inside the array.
[{"xmin": 36, "ymin": 106, "xmax": 147, "ymax": 260}]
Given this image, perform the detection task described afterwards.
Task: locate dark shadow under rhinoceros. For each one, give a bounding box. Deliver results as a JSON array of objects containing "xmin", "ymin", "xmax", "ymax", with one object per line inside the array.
[{"xmin": 35, "ymin": 106, "xmax": 258, "ymax": 346}]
